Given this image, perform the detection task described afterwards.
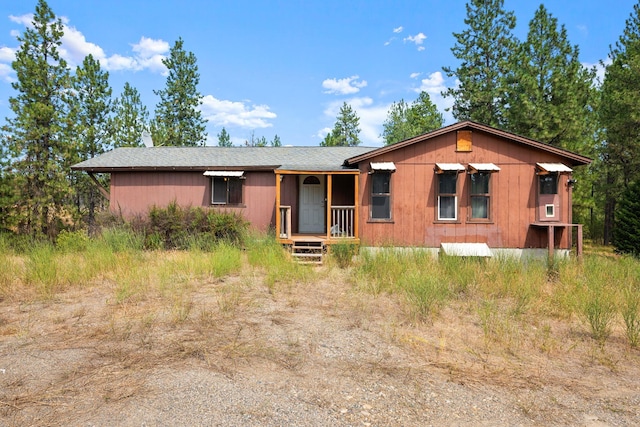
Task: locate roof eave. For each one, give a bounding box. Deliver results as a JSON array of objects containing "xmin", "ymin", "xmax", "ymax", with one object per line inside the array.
[{"xmin": 344, "ymin": 121, "xmax": 592, "ymax": 166}]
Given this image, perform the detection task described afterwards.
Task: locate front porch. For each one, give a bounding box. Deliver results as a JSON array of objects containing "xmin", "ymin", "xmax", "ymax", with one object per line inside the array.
[{"xmin": 275, "ymin": 170, "xmax": 360, "ymax": 248}]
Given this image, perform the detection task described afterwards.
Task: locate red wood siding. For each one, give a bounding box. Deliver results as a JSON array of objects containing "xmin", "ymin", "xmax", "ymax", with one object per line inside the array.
[
  {"xmin": 110, "ymin": 171, "xmax": 277, "ymax": 231},
  {"xmin": 358, "ymin": 130, "xmax": 575, "ymax": 249}
]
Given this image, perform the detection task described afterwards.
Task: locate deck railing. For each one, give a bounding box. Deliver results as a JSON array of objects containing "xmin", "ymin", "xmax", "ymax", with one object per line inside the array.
[
  {"xmin": 330, "ymin": 206, "xmax": 355, "ymax": 238},
  {"xmin": 280, "ymin": 206, "xmax": 292, "ymax": 239}
]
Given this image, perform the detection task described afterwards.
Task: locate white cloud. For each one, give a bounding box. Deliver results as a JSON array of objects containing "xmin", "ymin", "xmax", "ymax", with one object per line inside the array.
[
  {"xmin": 404, "ymin": 32, "xmax": 427, "ymax": 51},
  {"xmin": 0, "ymin": 63, "xmax": 14, "ymax": 83},
  {"xmin": 200, "ymin": 95, "xmax": 277, "ymax": 129},
  {"xmin": 417, "ymin": 71, "xmax": 446, "ymax": 95},
  {"xmin": 9, "ymin": 14, "xmax": 32, "ymax": 26},
  {"xmin": 321, "ymin": 97, "xmax": 388, "ymax": 146},
  {"xmin": 59, "ymin": 24, "xmax": 107, "ymax": 67},
  {"xmin": 409, "ymin": 72, "xmax": 421, "ymax": 79},
  {"xmin": 393, "ymin": 26, "xmax": 403, "ymax": 33},
  {"xmin": 0, "ymin": 46, "xmax": 15, "ymax": 62},
  {"xmin": 322, "ymin": 75, "xmax": 368, "ymax": 95},
  {"xmin": 6, "ymin": 14, "xmax": 170, "ymax": 74},
  {"xmin": 317, "ymin": 127, "xmax": 332, "ymax": 139}
]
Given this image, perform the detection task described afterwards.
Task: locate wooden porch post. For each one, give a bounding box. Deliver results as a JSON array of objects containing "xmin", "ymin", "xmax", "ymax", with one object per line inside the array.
[
  {"xmin": 354, "ymin": 172, "xmax": 359, "ymax": 240},
  {"xmin": 326, "ymin": 174, "xmax": 333, "ymax": 239},
  {"xmin": 547, "ymin": 225, "xmax": 554, "ymax": 260},
  {"xmin": 577, "ymin": 224, "xmax": 583, "ymax": 259},
  {"xmin": 275, "ymin": 172, "xmax": 281, "ymax": 240}
]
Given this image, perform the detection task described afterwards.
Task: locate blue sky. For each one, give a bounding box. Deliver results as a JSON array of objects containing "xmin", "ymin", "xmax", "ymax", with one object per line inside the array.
[{"xmin": 0, "ymin": 0, "xmax": 637, "ymax": 147}]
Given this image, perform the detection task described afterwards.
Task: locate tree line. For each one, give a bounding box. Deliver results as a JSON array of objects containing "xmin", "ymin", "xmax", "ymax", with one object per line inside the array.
[{"xmin": 1, "ymin": 0, "xmax": 640, "ymax": 256}]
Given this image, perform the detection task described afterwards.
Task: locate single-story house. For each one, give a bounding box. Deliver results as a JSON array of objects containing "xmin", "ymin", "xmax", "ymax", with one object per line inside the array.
[{"xmin": 72, "ymin": 121, "xmax": 591, "ymax": 258}]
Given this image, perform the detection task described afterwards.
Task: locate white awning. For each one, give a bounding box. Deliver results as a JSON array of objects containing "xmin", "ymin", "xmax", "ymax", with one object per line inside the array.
[
  {"xmin": 441, "ymin": 243, "xmax": 493, "ymax": 257},
  {"xmin": 536, "ymin": 163, "xmax": 572, "ymax": 173},
  {"xmin": 468, "ymin": 163, "xmax": 501, "ymax": 173},
  {"xmin": 370, "ymin": 162, "xmax": 396, "ymax": 172},
  {"xmin": 435, "ymin": 163, "xmax": 465, "ymax": 173},
  {"xmin": 203, "ymin": 171, "xmax": 244, "ymax": 177}
]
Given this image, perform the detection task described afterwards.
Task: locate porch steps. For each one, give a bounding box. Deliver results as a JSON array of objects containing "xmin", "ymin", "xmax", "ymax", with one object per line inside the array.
[{"xmin": 291, "ymin": 241, "xmax": 325, "ymax": 265}]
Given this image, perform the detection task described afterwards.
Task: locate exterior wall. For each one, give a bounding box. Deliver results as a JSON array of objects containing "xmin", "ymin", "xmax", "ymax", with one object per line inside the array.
[
  {"xmin": 110, "ymin": 171, "xmax": 277, "ymax": 231},
  {"xmin": 358, "ymin": 130, "xmax": 574, "ymax": 249}
]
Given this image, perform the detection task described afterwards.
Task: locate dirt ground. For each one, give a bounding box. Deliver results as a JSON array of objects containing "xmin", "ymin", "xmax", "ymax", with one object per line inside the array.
[{"xmin": 1, "ymin": 267, "xmax": 639, "ymax": 426}]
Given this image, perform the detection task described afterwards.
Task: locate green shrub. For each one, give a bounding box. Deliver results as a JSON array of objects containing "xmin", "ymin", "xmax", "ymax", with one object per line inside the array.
[
  {"xmin": 330, "ymin": 242, "xmax": 359, "ymax": 268},
  {"xmin": 144, "ymin": 202, "xmax": 248, "ymax": 250},
  {"xmin": 56, "ymin": 230, "xmax": 90, "ymax": 253}
]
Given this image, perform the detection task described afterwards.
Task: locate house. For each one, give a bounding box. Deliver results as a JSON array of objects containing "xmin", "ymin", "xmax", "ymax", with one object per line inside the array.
[{"xmin": 71, "ymin": 121, "xmax": 591, "ymax": 258}]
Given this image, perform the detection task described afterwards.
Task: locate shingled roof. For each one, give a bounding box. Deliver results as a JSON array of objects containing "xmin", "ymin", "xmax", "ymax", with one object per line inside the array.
[{"xmin": 71, "ymin": 146, "xmax": 377, "ymax": 173}]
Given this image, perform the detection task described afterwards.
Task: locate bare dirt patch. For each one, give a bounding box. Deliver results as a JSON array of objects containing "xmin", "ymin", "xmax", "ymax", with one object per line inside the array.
[{"xmin": 1, "ymin": 265, "xmax": 639, "ymax": 426}]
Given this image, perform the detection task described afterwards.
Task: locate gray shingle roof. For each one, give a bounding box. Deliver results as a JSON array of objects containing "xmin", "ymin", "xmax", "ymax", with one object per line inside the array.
[{"xmin": 71, "ymin": 146, "xmax": 377, "ymax": 172}]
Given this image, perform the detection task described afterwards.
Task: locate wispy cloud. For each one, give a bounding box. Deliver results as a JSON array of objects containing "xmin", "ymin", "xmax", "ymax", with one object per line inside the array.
[
  {"xmin": 404, "ymin": 32, "xmax": 427, "ymax": 51},
  {"xmin": 201, "ymin": 95, "xmax": 277, "ymax": 129},
  {"xmin": 322, "ymin": 75, "xmax": 368, "ymax": 95},
  {"xmin": 393, "ymin": 26, "xmax": 403, "ymax": 33},
  {"xmin": 409, "ymin": 72, "xmax": 421, "ymax": 79}
]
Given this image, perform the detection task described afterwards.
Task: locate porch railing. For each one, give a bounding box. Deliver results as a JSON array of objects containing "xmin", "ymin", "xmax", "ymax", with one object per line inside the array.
[
  {"xmin": 330, "ymin": 206, "xmax": 355, "ymax": 238},
  {"xmin": 280, "ymin": 206, "xmax": 291, "ymax": 239}
]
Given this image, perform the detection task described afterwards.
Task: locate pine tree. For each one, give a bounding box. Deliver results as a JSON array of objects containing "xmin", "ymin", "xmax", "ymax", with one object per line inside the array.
[
  {"xmin": 382, "ymin": 91, "xmax": 443, "ymax": 145},
  {"xmin": 151, "ymin": 38, "xmax": 207, "ymax": 146},
  {"xmin": 271, "ymin": 134, "xmax": 282, "ymax": 147},
  {"xmin": 72, "ymin": 54, "xmax": 113, "ymax": 231},
  {"xmin": 504, "ymin": 5, "xmax": 596, "ymax": 151},
  {"xmin": 0, "ymin": 0, "xmax": 73, "ymax": 237},
  {"xmin": 442, "ymin": 0, "xmax": 516, "ymax": 127},
  {"xmin": 321, "ymin": 102, "xmax": 361, "ymax": 146},
  {"xmin": 217, "ymin": 127, "xmax": 232, "ymax": 147},
  {"xmin": 613, "ymin": 179, "xmax": 640, "ymax": 257},
  {"xmin": 599, "ymin": 3, "xmax": 640, "ymax": 244},
  {"xmin": 111, "ymin": 82, "xmax": 149, "ymax": 147}
]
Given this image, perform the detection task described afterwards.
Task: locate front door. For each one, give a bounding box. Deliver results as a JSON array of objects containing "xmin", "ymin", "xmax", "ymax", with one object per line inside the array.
[{"xmin": 299, "ymin": 175, "xmax": 325, "ymax": 233}]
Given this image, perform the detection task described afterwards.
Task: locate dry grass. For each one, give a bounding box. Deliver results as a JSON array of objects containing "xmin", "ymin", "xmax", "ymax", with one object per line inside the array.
[{"xmin": 1, "ymin": 242, "xmax": 639, "ymax": 425}]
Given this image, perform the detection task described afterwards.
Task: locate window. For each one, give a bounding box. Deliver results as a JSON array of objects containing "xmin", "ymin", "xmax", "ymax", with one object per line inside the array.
[
  {"xmin": 438, "ymin": 172, "xmax": 458, "ymax": 220},
  {"xmin": 371, "ymin": 172, "xmax": 391, "ymax": 220},
  {"xmin": 470, "ymin": 172, "xmax": 490, "ymax": 219},
  {"xmin": 539, "ymin": 173, "xmax": 558, "ymax": 195},
  {"xmin": 211, "ymin": 176, "xmax": 243, "ymax": 205}
]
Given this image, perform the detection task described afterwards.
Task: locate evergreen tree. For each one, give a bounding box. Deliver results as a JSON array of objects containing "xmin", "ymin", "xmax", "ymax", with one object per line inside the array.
[
  {"xmin": 0, "ymin": 0, "xmax": 73, "ymax": 237},
  {"xmin": 72, "ymin": 54, "xmax": 113, "ymax": 231},
  {"xmin": 271, "ymin": 134, "xmax": 282, "ymax": 147},
  {"xmin": 382, "ymin": 91, "xmax": 443, "ymax": 145},
  {"xmin": 111, "ymin": 82, "xmax": 149, "ymax": 147},
  {"xmin": 217, "ymin": 127, "xmax": 232, "ymax": 147},
  {"xmin": 613, "ymin": 179, "xmax": 640, "ymax": 257},
  {"xmin": 321, "ymin": 102, "xmax": 361, "ymax": 146},
  {"xmin": 504, "ymin": 5, "xmax": 596, "ymax": 151},
  {"xmin": 599, "ymin": 3, "xmax": 640, "ymax": 244},
  {"xmin": 382, "ymin": 99, "xmax": 412, "ymax": 145},
  {"xmin": 151, "ymin": 38, "xmax": 207, "ymax": 146},
  {"xmin": 442, "ymin": 0, "xmax": 516, "ymax": 127}
]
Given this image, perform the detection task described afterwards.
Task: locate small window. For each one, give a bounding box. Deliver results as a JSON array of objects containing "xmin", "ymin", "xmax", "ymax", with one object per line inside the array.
[
  {"xmin": 211, "ymin": 177, "xmax": 243, "ymax": 205},
  {"xmin": 546, "ymin": 204, "xmax": 555, "ymax": 217},
  {"xmin": 438, "ymin": 172, "xmax": 458, "ymax": 220},
  {"xmin": 371, "ymin": 172, "xmax": 391, "ymax": 220},
  {"xmin": 470, "ymin": 172, "xmax": 490, "ymax": 219},
  {"xmin": 303, "ymin": 176, "xmax": 321, "ymax": 185},
  {"xmin": 539, "ymin": 173, "xmax": 558, "ymax": 195}
]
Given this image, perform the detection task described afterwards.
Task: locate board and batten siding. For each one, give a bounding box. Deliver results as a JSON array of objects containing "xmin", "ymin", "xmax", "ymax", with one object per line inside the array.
[
  {"xmin": 110, "ymin": 171, "xmax": 277, "ymax": 231},
  {"xmin": 358, "ymin": 130, "xmax": 573, "ymax": 249}
]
